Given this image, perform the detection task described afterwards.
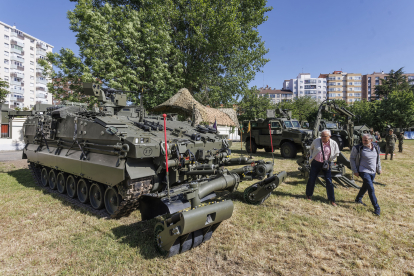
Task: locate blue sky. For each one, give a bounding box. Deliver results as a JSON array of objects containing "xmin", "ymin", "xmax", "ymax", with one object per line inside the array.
[{"xmin": 1, "ymin": 0, "xmax": 414, "ymax": 90}]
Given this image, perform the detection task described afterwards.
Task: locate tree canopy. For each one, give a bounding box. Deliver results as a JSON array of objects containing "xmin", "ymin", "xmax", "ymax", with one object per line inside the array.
[
  {"xmin": 0, "ymin": 78, "xmax": 9, "ymax": 103},
  {"xmin": 237, "ymin": 88, "xmax": 274, "ymax": 121},
  {"xmin": 56, "ymin": 0, "xmax": 271, "ymax": 108},
  {"xmin": 375, "ymin": 67, "xmax": 414, "ymax": 98}
]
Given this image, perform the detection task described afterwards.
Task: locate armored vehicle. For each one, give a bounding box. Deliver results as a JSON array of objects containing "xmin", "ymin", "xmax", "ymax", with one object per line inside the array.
[
  {"xmin": 239, "ymin": 109, "xmax": 312, "ymax": 158},
  {"xmin": 6, "ymin": 83, "xmax": 287, "ymax": 257}
]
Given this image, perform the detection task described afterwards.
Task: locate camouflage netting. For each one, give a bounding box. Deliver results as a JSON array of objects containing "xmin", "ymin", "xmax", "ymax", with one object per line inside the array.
[{"xmin": 151, "ymin": 88, "xmax": 238, "ymax": 127}]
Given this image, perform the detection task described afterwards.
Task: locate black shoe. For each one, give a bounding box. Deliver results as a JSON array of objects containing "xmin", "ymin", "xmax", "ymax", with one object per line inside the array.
[
  {"xmin": 374, "ymin": 209, "xmax": 380, "ymax": 216},
  {"xmin": 355, "ymin": 200, "xmax": 367, "ymax": 206},
  {"xmin": 305, "ymin": 195, "xmax": 311, "ymax": 201}
]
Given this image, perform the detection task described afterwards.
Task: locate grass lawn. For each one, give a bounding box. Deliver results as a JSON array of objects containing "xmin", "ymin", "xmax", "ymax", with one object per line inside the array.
[{"xmin": 1, "ymin": 141, "xmax": 414, "ymax": 275}]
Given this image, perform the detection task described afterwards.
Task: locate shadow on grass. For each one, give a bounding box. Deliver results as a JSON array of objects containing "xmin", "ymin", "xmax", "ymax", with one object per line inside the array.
[
  {"xmin": 110, "ymin": 219, "xmax": 161, "ymax": 259},
  {"xmin": 7, "ymin": 168, "xmax": 109, "ymax": 220}
]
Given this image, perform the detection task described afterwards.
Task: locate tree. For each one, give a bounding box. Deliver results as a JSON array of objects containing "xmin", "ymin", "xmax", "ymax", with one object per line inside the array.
[
  {"xmin": 378, "ymin": 89, "xmax": 414, "ymax": 129},
  {"xmin": 237, "ymin": 87, "xmax": 274, "ymax": 121},
  {"xmin": 39, "ymin": 49, "xmax": 97, "ymax": 106},
  {"xmin": 375, "ymin": 68, "xmax": 414, "ymax": 98},
  {"xmin": 68, "ymin": 0, "xmax": 272, "ymax": 107},
  {"xmin": 277, "ymin": 96, "xmax": 318, "ymax": 122},
  {"xmin": 0, "ymin": 78, "xmax": 9, "ymax": 103}
]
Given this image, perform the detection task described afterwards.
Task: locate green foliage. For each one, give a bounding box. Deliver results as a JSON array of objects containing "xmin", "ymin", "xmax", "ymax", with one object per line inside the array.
[
  {"xmin": 39, "ymin": 49, "xmax": 97, "ymax": 107},
  {"xmin": 378, "ymin": 89, "xmax": 414, "ymax": 129},
  {"xmin": 276, "ymin": 96, "xmax": 319, "ymax": 122},
  {"xmin": 238, "ymin": 87, "xmax": 274, "ymax": 121},
  {"xmin": 0, "ymin": 78, "xmax": 9, "ymax": 103},
  {"xmin": 68, "ymin": 0, "xmax": 271, "ymax": 108},
  {"xmin": 375, "ymin": 67, "xmax": 414, "ymax": 98}
]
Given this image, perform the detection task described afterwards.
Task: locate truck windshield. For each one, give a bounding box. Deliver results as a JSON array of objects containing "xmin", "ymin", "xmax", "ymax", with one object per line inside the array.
[
  {"xmin": 284, "ymin": 121, "xmax": 293, "ymax": 128},
  {"xmin": 271, "ymin": 121, "xmax": 281, "ymax": 128},
  {"xmin": 326, "ymin": 123, "xmax": 337, "ymax": 129},
  {"xmin": 292, "ymin": 121, "xmax": 300, "ymax": 128}
]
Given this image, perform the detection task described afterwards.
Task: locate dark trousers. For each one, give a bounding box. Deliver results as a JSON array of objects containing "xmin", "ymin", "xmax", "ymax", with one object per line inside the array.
[
  {"xmin": 306, "ymin": 159, "xmax": 335, "ymax": 202},
  {"xmin": 356, "ymin": 172, "xmax": 380, "ymax": 210}
]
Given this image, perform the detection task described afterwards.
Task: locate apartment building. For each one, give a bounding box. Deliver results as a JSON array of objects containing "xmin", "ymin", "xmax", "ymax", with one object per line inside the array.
[
  {"xmin": 324, "ymin": 71, "xmax": 362, "ymax": 104},
  {"xmin": 283, "ymin": 73, "xmax": 327, "ymax": 101},
  {"xmin": 0, "ymin": 21, "xmax": 53, "ymax": 109},
  {"xmin": 362, "ymin": 71, "xmax": 414, "ymax": 101},
  {"xmin": 258, "ymin": 86, "xmax": 293, "ymax": 104}
]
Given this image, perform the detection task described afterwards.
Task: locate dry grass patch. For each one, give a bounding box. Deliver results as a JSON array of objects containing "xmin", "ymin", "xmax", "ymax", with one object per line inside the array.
[{"xmin": 0, "ymin": 141, "xmax": 414, "ymax": 275}]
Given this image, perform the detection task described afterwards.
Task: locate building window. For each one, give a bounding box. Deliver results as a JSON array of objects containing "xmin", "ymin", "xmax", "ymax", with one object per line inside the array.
[
  {"xmin": 354, "ymin": 76, "xmax": 361, "ymax": 80},
  {"xmin": 30, "ymin": 47, "xmax": 34, "ymax": 51},
  {"xmin": 368, "ymin": 77, "xmax": 371, "ymax": 81},
  {"xmin": 4, "ymin": 43, "xmax": 9, "ymax": 48},
  {"xmin": 4, "ymin": 76, "xmax": 9, "ymax": 81},
  {"xmin": 4, "ymin": 68, "xmax": 9, "ymax": 73},
  {"xmin": 375, "ymin": 77, "xmax": 379, "ymax": 80},
  {"xmin": 354, "ymin": 87, "xmax": 361, "ymax": 91},
  {"xmin": 4, "ymin": 26, "xmax": 9, "ymax": 31},
  {"xmin": 4, "ymin": 35, "xmax": 9, "ymax": 40},
  {"xmin": 30, "ymin": 54, "xmax": 34, "ymax": 58},
  {"xmin": 4, "ymin": 59, "xmax": 9, "ymax": 64},
  {"xmin": 30, "ymin": 39, "xmax": 34, "ymax": 43},
  {"xmin": 368, "ymin": 88, "xmax": 371, "ymax": 92},
  {"xmin": 348, "ymin": 82, "xmax": 353, "ymax": 86},
  {"xmin": 30, "ymin": 61, "xmax": 34, "ymax": 65},
  {"xmin": 30, "ymin": 76, "xmax": 34, "ymax": 80},
  {"xmin": 354, "ymin": 82, "xmax": 361, "ymax": 85},
  {"xmin": 30, "ymin": 68, "xmax": 34, "ymax": 72},
  {"xmin": 30, "ymin": 82, "xmax": 34, "ymax": 87}
]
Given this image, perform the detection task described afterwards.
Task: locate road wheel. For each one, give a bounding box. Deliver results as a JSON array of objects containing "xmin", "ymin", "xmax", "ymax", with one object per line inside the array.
[
  {"xmin": 331, "ymin": 136, "xmax": 344, "ymax": 151},
  {"xmin": 49, "ymin": 170, "xmax": 57, "ymax": 190},
  {"xmin": 280, "ymin": 142, "xmax": 297, "ymax": 158},
  {"xmin": 89, "ymin": 183, "xmax": 105, "ymax": 210},
  {"xmin": 66, "ymin": 175, "xmax": 77, "ymax": 198},
  {"xmin": 104, "ymin": 187, "xmax": 122, "ymax": 215},
  {"xmin": 245, "ymin": 139, "xmax": 257, "ymax": 153},
  {"xmin": 57, "ymin": 172, "xmax": 66, "ymax": 194},
  {"xmin": 40, "ymin": 168, "xmax": 49, "ymax": 187},
  {"xmin": 264, "ymin": 147, "xmax": 273, "ymax": 152},
  {"xmin": 77, "ymin": 179, "xmax": 91, "ymax": 204}
]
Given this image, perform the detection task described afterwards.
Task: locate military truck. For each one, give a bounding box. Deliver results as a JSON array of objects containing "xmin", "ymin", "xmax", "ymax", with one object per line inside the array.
[{"xmin": 239, "ymin": 109, "xmax": 312, "ymax": 158}]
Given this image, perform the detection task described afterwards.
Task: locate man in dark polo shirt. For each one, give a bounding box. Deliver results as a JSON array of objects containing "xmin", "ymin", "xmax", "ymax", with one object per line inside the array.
[{"xmin": 350, "ymin": 133, "xmax": 382, "ymax": 216}]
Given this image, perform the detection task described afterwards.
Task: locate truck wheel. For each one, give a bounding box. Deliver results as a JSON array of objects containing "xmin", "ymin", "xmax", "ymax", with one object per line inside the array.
[
  {"xmin": 331, "ymin": 136, "xmax": 344, "ymax": 151},
  {"xmin": 280, "ymin": 142, "xmax": 297, "ymax": 158},
  {"xmin": 264, "ymin": 147, "xmax": 273, "ymax": 152},
  {"xmin": 245, "ymin": 139, "xmax": 257, "ymax": 153}
]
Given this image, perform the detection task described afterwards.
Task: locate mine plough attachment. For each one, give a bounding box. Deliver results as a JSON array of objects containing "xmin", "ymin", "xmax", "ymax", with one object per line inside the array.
[{"xmin": 143, "ymin": 159, "xmax": 286, "ymax": 257}]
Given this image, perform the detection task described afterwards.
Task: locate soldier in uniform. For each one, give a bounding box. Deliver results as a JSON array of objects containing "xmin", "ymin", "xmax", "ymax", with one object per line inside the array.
[
  {"xmin": 385, "ymin": 129, "xmax": 397, "ymax": 160},
  {"xmin": 398, "ymin": 131, "xmax": 405, "ymax": 152}
]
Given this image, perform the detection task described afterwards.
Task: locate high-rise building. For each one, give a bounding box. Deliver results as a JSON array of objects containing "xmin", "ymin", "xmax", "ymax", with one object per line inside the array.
[
  {"xmin": 283, "ymin": 73, "xmax": 327, "ymax": 101},
  {"xmin": 0, "ymin": 21, "xmax": 53, "ymax": 109},
  {"xmin": 324, "ymin": 71, "xmax": 362, "ymax": 104},
  {"xmin": 362, "ymin": 71, "xmax": 414, "ymax": 101}
]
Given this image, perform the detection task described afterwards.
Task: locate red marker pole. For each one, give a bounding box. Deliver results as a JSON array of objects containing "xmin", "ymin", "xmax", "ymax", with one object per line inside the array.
[
  {"xmin": 163, "ymin": 114, "xmax": 170, "ymax": 198},
  {"xmin": 269, "ymin": 123, "xmax": 275, "ymax": 164}
]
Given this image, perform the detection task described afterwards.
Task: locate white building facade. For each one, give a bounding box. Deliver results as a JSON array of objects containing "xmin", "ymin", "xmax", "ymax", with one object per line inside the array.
[
  {"xmin": 283, "ymin": 73, "xmax": 327, "ymax": 101},
  {"xmin": 0, "ymin": 21, "xmax": 53, "ymax": 109}
]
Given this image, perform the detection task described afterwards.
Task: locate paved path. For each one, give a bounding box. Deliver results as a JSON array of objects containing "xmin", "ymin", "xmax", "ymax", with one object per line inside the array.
[{"xmin": 0, "ymin": 151, "xmax": 23, "ymax": 162}]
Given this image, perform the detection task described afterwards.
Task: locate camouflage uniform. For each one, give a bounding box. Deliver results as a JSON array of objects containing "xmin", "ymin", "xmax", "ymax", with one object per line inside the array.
[
  {"xmin": 385, "ymin": 133, "xmax": 397, "ymax": 160},
  {"xmin": 398, "ymin": 133, "xmax": 404, "ymax": 152}
]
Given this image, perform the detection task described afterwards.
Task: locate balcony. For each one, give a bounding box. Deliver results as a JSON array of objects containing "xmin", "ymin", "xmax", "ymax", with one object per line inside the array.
[
  {"xmin": 36, "ymin": 82, "xmax": 47, "ymax": 89},
  {"xmin": 36, "ymin": 42, "xmax": 46, "ymax": 50},
  {"xmin": 36, "ymin": 78, "xmax": 48, "ymax": 85},
  {"xmin": 36, "ymin": 48, "xmax": 47, "ymax": 56},
  {"xmin": 10, "ymin": 80, "xmax": 23, "ymax": 86},
  {"xmin": 10, "ymin": 64, "xmax": 24, "ymax": 71},
  {"xmin": 36, "ymin": 86, "xmax": 47, "ymax": 92},
  {"xmin": 10, "ymin": 48, "xmax": 24, "ymax": 55},
  {"xmin": 10, "ymin": 72, "xmax": 24, "ymax": 78},
  {"xmin": 11, "ymin": 31, "xmax": 25, "ymax": 40},
  {"xmin": 10, "ymin": 39, "xmax": 25, "ymax": 48},
  {"xmin": 15, "ymin": 97, "xmax": 25, "ymax": 102},
  {"xmin": 36, "ymin": 63, "xmax": 44, "ymax": 70},
  {"xmin": 36, "ymin": 94, "xmax": 47, "ymax": 99},
  {"xmin": 10, "ymin": 88, "xmax": 24, "ymax": 94},
  {"xmin": 10, "ymin": 54, "xmax": 25, "ymax": 63},
  {"xmin": 36, "ymin": 100, "xmax": 48, "ymax": 104}
]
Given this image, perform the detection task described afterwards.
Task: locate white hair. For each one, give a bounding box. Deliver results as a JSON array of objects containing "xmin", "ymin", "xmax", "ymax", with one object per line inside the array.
[
  {"xmin": 321, "ymin": 129, "xmax": 331, "ymax": 136},
  {"xmin": 362, "ymin": 133, "xmax": 373, "ymax": 140}
]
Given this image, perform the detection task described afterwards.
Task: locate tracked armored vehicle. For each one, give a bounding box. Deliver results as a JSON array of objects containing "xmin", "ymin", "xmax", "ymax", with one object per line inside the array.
[{"xmin": 11, "ymin": 83, "xmax": 287, "ymax": 257}]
